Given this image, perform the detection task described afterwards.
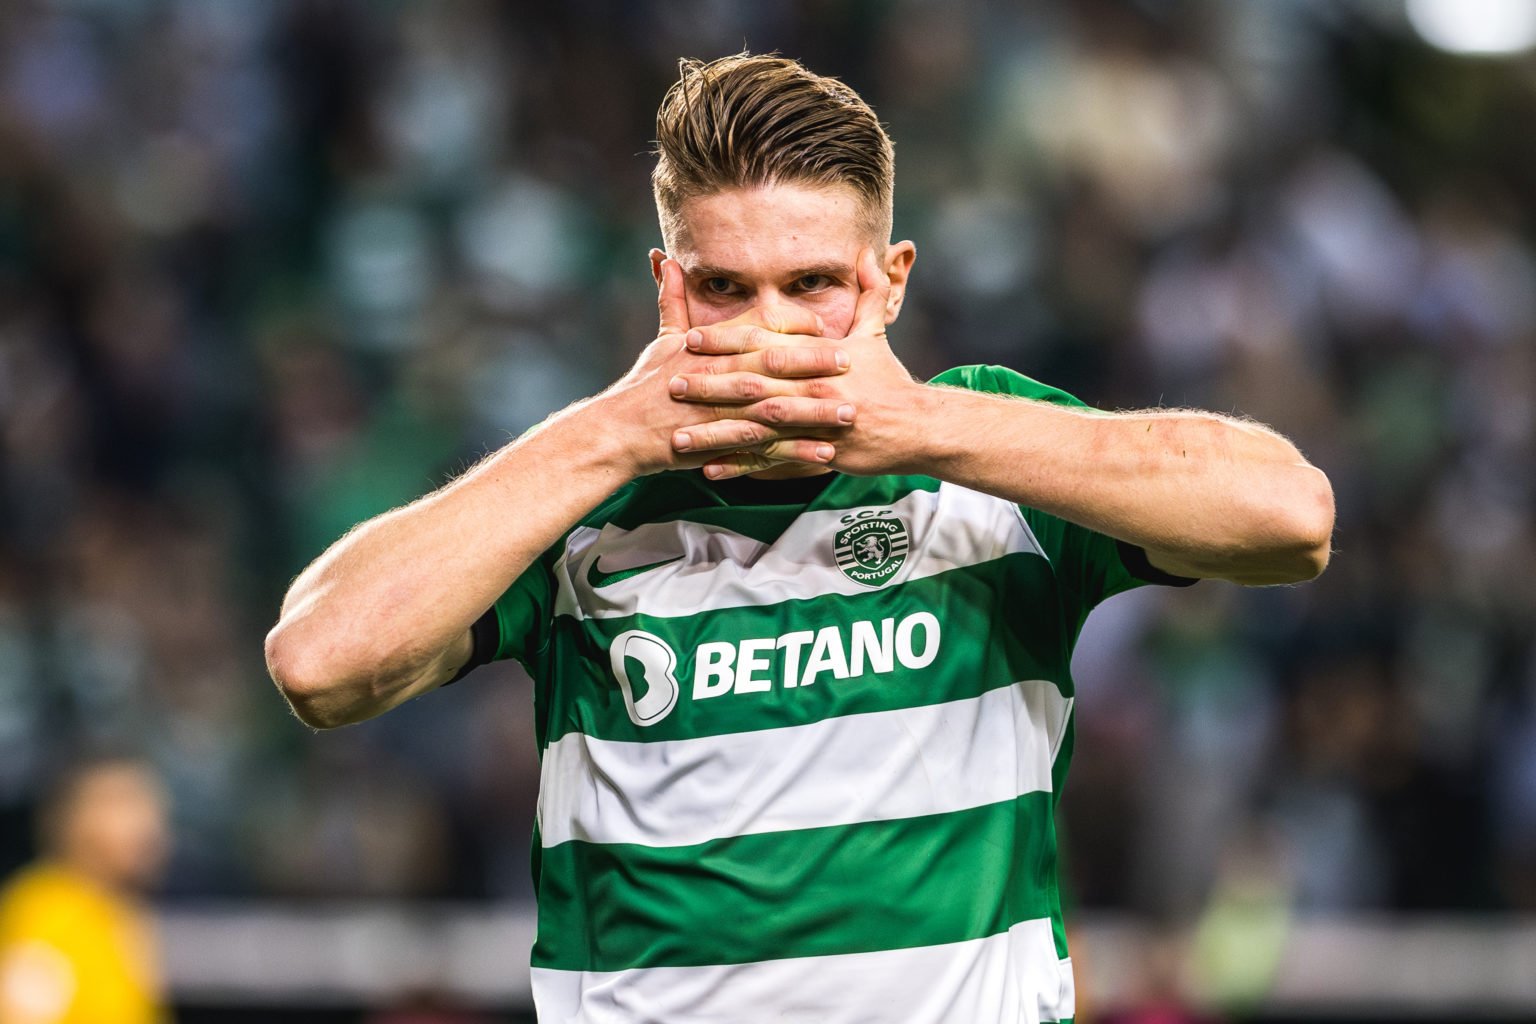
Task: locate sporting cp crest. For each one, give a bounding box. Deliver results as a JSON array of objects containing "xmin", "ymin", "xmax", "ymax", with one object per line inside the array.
[{"xmin": 834, "ymin": 512, "xmax": 910, "ymax": 587}]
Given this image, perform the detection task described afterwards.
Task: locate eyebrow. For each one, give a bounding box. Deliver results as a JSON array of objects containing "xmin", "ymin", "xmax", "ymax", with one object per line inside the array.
[{"xmin": 684, "ymin": 262, "xmax": 855, "ymax": 282}]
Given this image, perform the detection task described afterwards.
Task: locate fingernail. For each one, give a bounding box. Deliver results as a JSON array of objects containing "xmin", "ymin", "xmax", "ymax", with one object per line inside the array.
[
  {"xmin": 669, "ymin": 376, "xmax": 688, "ymax": 397},
  {"xmin": 685, "ymin": 330, "xmax": 703, "ymax": 350},
  {"xmin": 673, "ymin": 431, "xmax": 692, "ymax": 451},
  {"xmin": 837, "ymin": 404, "xmax": 856, "ymax": 424},
  {"xmin": 815, "ymin": 444, "xmax": 835, "ymax": 461},
  {"xmin": 704, "ymin": 464, "xmax": 725, "ymax": 479},
  {"xmin": 835, "ymin": 350, "xmax": 849, "ymax": 369}
]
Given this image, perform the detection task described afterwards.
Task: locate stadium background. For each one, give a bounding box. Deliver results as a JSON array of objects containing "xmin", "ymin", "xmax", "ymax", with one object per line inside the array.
[{"xmin": 2, "ymin": 0, "xmax": 1535, "ymax": 1020}]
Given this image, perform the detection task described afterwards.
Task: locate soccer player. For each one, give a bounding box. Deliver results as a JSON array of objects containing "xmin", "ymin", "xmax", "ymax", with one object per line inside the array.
[
  {"xmin": 0, "ymin": 757, "xmax": 170, "ymax": 1024},
  {"xmin": 266, "ymin": 54, "xmax": 1333, "ymax": 1023}
]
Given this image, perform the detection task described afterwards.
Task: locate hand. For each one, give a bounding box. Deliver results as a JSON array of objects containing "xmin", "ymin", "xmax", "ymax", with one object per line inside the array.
[
  {"xmin": 592, "ymin": 259, "xmax": 857, "ymax": 478},
  {"xmin": 670, "ymin": 248, "xmax": 926, "ymax": 479}
]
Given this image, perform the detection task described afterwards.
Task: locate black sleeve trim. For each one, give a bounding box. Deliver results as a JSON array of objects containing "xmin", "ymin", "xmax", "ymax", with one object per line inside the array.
[
  {"xmin": 442, "ymin": 606, "xmax": 499, "ymax": 686},
  {"xmin": 1116, "ymin": 539, "xmax": 1199, "ymax": 588}
]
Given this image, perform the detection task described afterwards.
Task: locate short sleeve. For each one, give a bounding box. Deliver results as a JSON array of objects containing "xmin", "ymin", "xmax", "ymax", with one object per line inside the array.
[
  {"xmin": 928, "ymin": 364, "xmax": 1196, "ymax": 622},
  {"xmin": 489, "ymin": 554, "xmax": 556, "ymax": 669}
]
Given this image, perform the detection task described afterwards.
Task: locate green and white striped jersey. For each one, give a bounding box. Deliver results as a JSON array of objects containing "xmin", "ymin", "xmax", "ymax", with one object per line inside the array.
[{"xmin": 483, "ymin": 365, "xmax": 1187, "ymax": 1023}]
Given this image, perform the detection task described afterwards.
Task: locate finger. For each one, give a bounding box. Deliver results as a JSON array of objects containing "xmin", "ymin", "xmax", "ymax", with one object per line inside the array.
[
  {"xmin": 741, "ymin": 396, "xmax": 856, "ymax": 429},
  {"xmin": 749, "ymin": 304, "xmax": 825, "ymax": 338},
  {"xmin": 671, "ymin": 419, "xmax": 775, "ymax": 454},
  {"xmin": 755, "ymin": 438, "xmax": 838, "ymax": 464},
  {"xmin": 703, "ymin": 440, "xmax": 836, "ymax": 480},
  {"xmin": 671, "ymin": 414, "xmax": 845, "ymax": 453},
  {"xmin": 744, "ymin": 345, "xmax": 849, "ymax": 379},
  {"xmin": 668, "ymin": 370, "xmax": 845, "ymax": 404},
  {"xmin": 688, "ymin": 302, "xmax": 829, "ymax": 354},
  {"xmin": 656, "ymin": 257, "xmax": 690, "ymax": 337},
  {"xmin": 702, "ymin": 453, "xmax": 779, "ymax": 481},
  {"xmin": 684, "ymin": 322, "xmax": 825, "ymax": 356},
  {"xmin": 850, "ymin": 246, "xmax": 892, "ymax": 337}
]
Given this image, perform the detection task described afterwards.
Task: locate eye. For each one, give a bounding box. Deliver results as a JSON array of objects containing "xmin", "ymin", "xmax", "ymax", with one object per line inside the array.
[
  {"xmin": 703, "ymin": 277, "xmax": 737, "ymax": 295},
  {"xmin": 794, "ymin": 274, "xmax": 832, "ymax": 292}
]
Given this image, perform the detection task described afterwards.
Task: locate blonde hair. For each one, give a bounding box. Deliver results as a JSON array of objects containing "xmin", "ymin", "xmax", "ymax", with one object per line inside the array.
[{"xmin": 652, "ymin": 53, "xmax": 894, "ymax": 246}]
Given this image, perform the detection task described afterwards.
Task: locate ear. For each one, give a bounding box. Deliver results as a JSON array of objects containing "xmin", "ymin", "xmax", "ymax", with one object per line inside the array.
[
  {"xmin": 881, "ymin": 241, "xmax": 917, "ymax": 325},
  {"xmin": 649, "ymin": 248, "xmax": 667, "ymax": 286}
]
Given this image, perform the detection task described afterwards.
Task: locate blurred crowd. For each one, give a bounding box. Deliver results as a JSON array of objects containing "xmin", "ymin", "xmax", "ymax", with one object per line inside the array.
[{"xmin": 1, "ymin": 0, "xmax": 1534, "ymax": 961}]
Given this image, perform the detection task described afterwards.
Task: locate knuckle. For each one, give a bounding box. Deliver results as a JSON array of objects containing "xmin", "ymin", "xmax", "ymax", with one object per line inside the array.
[
  {"xmin": 805, "ymin": 379, "xmax": 834, "ymax": 400},
  {"xmin": 739, "ymin": 423, "xmax": 768, "ymax": 445},
  {"xmin": 759, "ymin": 398, "xmax": 787, "ymax": 425},
  {"xmin": 747, "ymin": 326, "xmax": 769, "ymax": 350},
  {"xmin": 737, "ymin": 375, "xmax": 764, "ymax": 400},
  {"xmin": 763, "ymin": 347, "xmax": 789, "ymax": 375}
]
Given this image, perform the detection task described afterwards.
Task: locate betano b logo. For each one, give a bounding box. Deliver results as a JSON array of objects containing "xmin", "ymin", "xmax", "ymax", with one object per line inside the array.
[{"xmin": 834, "ymin": 510, "xmax": 909, "ymax": 587}]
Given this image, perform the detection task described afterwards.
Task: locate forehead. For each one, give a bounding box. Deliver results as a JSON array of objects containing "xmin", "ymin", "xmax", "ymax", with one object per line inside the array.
[
  {"xmin": 670, "ymin": 184, "xmax": 867, "ymax": 275},
  {"xmin": 69, "ymin": 764, "xmax": 162, "ymax": 808}
]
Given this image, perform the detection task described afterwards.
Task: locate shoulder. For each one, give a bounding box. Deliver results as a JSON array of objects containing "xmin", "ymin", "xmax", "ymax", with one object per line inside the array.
[
  {"xmin": 0, "ymin": 865, "xmax": 92, "ymax": 935},
  {"xmin": 927, "ymin": 364, "xmax": 1091, "ymax": 410}
]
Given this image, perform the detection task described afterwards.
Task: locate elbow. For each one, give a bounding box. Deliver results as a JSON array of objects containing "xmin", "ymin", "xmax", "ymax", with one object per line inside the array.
[
  {"xmin": 264, "ymin": 623, "xmax": 361, "ymax": 730},
  {"xmin": 1291, "ymin": 466, "xmax": 1336, "ymax": 580},
  {"xmin": 1262, "ymin": 467, "xmax": 1336, "ymax": 584},
  {"xmin": 1214, "ymin": 466, "xmax": 1334, "ymax": 586}
]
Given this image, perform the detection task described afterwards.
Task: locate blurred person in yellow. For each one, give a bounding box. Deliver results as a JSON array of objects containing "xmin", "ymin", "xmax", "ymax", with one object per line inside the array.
[{"xmin": 0, "ymin": 756, "xmax": 171, "ymax": 1024}]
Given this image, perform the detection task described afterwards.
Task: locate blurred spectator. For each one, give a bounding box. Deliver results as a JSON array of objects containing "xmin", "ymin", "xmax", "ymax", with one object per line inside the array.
[
  {"xmin": 0, "ymin": 755, "xmax": 170, "ymax": 1023},
  {"xmin": 0, "ymin": 0, "xmax": 1531, "ymax": 969}
]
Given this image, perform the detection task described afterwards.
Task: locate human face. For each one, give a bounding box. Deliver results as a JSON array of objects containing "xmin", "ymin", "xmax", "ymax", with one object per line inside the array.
[
  {"xmin": 653, "ymin": 183, "xmax": 914, "ymax": 340},
  {"xmin": 60, "ymin": 763, "xmax": 170, "ymax": 891}
]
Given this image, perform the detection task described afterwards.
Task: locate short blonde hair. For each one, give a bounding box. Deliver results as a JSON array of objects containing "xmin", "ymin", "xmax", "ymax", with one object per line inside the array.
[{"xmin": 652, "ymin": 53, "xmax": 894, "ymax": 246}]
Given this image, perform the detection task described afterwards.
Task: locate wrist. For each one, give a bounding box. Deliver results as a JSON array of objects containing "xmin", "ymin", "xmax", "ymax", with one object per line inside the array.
[
  {"xmin": 885, "ymin": 381, "xmax": 951, "ymax": 475},
  {"xmin": 525, "ymin": 395, "xmax": 645, "ymax": 484}
]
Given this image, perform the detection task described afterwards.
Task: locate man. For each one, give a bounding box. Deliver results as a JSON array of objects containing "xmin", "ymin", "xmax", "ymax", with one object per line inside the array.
[
  {"xmin": 266, "ymin": 54, "xmax": 1333, "ymax": 1023},
  {"xmin": 0, "ymin": 757, "xmax": 171, "ymax": 1024}
]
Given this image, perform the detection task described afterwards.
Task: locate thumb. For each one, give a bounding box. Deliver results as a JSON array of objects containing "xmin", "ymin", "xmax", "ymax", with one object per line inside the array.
[
  {"xmin": 851, "ymin": 247, "xmax": 891, "ymax": 337},
  {"xmin": 657, "ymin": 257, "xmax": 691, "ymax": 337}
]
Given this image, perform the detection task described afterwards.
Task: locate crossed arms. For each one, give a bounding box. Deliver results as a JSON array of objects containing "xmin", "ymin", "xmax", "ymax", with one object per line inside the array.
[{"xmin": 265, "ymin": 249, "xmax": 1334, "ymax": 728}]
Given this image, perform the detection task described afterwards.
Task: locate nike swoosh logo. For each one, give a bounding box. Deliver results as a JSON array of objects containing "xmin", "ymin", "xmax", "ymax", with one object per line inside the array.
[{"xmin": 586, "ymin": 555, "xmax": 685, "ymax": 589}]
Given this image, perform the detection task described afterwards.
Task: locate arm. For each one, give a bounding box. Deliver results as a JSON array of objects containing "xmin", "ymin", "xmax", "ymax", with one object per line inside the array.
[
  {"xmin": 671, "ymin": 248, "xmax": 1334, "ymax": 586},
  {"xmin": 893, "ymin": 387, "xmax": 1334, "ymax": 585},
  {"xmin": 265, "ymin": 262, "xmax": 852, "ymax": 728},
  {"xmin": 264, "ymin": 404, "xmax": 633, "ymax": 729}
]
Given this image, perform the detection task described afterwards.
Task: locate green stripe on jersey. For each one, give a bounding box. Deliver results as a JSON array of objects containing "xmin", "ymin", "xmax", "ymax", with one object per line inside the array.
[
  {"xmin": 595, "ymin": 471, "xmax": 944, "ymax": 541},
  {"xmin": 532, "ymin": 791, "xmax": 1059, "ymax": 972},
  {"xmin": 539, "ymin": 554, "xmax": 1073, "ymax": 746}
]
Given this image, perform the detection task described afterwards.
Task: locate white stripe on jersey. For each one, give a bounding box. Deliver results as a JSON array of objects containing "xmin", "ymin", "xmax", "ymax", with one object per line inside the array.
[
  {"xmin": 530, "ymin": 917, "xmax": 1074, "ymax": 1024},
  {"xmin": 552, "ymin": 482, "xmax": 1046, "ymax": 622},
  {"xmin": 537, "ymin": 681, "xmax": 1073, "ymax": 849}
]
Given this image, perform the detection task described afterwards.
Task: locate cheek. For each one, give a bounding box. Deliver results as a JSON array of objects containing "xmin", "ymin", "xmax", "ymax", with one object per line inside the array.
[
  {"xmin": 685, "ymin": 296, "xmax": 740, "ymax": 328},
  {"xmin": 814, "ymin": 294, "xmax": 857, "ymax": 340}
]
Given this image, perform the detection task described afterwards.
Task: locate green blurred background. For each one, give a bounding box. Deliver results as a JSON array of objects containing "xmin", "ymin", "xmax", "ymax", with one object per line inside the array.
[{"xmin": 2, "ymin": 0, "xmax": 1535, "ymax": 1019}]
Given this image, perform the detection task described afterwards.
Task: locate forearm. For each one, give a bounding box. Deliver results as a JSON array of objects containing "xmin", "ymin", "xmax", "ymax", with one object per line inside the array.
[
  {"xmin": 265, "ymin": 399, "xmax": 633, "ymax": 727},
  {"xmin": 902, "ymin": 385, "xmax": 1334, "ymax": 584}
]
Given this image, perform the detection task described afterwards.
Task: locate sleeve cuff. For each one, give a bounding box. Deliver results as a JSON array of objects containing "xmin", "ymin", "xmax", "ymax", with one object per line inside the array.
[
  {"xmin": 442, "ymin": 605, "xmax": 500, "ymax": 686},
  {"xmin": 1116, "ymin": 539, "xmax": 1199, "ymax": 588}
]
